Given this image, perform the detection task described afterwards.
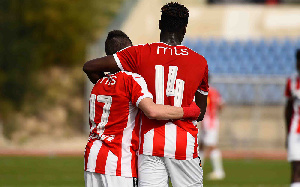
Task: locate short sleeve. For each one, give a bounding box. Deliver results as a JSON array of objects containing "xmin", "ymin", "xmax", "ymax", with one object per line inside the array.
[
  {"xmin": 126, "ymin": 72, "xmax": 153, "ymax": 107},
  {"xmin": 197, "ymin": 64, "xmax": 209, "ymax": 95},
  {"xmin": 285, "ymin": 78, "xmax": 292, "ymax": 98},
  {"xmin": 113, "ymin": 45, "xmax": 141, "ymax": 73}
]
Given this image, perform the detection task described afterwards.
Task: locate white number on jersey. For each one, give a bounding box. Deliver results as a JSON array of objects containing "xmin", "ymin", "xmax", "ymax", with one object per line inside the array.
[
  {"xmin": 155, "ymin": 65, "xmax": 185, "ymax": 107},
  {"xmin": 89, "ymin": 94, "xmax": 112, "ymax": 135}
]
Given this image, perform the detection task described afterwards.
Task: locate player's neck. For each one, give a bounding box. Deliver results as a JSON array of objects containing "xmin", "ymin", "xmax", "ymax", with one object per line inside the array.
[{"xmin": 160, "ymin": 32, "xmax": 182, "ymax": 46}]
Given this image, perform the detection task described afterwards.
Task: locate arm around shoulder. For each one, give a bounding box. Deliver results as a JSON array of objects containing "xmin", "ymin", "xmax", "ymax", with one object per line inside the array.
[
  {"xmin": 83, "ymin": 56, "xmax": 120, "ymax": 76},
  {"xmin": 138, "ymin": 98, "xmax": 184, "ymax": 120}
]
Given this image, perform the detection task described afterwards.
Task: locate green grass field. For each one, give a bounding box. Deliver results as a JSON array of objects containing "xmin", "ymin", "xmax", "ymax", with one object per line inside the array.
[{"xmin": 0, "ymin": 156, "xmax": 290, "ymax": 187}]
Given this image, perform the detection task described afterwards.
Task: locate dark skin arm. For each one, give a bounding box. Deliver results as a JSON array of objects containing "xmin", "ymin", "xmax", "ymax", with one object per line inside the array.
[
  {"xmin": 285, "ymin": 97, "xmax": 294, "ymax": 148},
  {"xmin": 195, "ymin": 91, "xmax": 207, "ymax": 122},
  {"xmin": 87, "ymin": 72, "xmax": 106, "ymax": 84},
  {"xmin": 83, "ymin": 56, "xmax": 120, "ymax": 83}
]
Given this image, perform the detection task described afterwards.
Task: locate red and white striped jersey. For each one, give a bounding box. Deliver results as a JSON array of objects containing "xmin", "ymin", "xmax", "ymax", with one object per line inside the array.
[
  {"xmin": 203, "ymin": 87, "xmax": 223, "ymax": 129},
  {"xmin": 84, "ymin": 71, "xmax": 153, "ymax": 178},
  {"xmin": 114, "ymin": 42, "xmax": 209, "ymax": 160},
  {"xmin": 285, "ymin": 74, "xmax": 300, "ymax": 134}
]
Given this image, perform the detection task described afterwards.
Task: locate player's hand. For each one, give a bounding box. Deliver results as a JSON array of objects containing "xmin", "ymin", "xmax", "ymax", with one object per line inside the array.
[{"xmin": 182, "ymin": 102, "xmax": 201, "ymax": 120}]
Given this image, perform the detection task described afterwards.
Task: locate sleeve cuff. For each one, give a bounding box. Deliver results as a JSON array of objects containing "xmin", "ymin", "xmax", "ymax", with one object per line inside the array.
[
  {"xmin": 113, "ymin": 54, "xmax": 124, "ymax": 71},
  {"xmin": 197, "ymin": 89, "xmax": 208, "ymax": 95},
  {"xmin": 136, "ymin": 93, "xmax": 153, "ymax": 107}
]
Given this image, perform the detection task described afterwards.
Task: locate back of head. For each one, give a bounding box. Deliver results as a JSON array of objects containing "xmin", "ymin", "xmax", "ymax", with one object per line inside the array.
[
  {"xmin": 160, "ymin": 2, "xmax": 189, "ymax": 33},
  {"xmin": 297, "ymin": 49, "xmax": 300, "ymax": 61},
  {"xmin": 105, "ymin": 30, "xmax": 132, "ymax": 55}
]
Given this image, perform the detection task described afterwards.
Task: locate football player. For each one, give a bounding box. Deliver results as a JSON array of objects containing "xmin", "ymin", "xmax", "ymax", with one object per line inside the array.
[{"xmin": 285, "ymin": 49, "xmax": 300, "ymax": 187}]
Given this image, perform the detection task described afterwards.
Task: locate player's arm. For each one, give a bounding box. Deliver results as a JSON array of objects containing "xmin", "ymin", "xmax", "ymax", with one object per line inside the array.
[
  {"xmin": 138, "ymin": 98, "xmax": 200, "ymax": 120},
  {"xmin": 195, "ymin": 91, "xmax": 207, "ymax": 121},
  {"xmin": 284, "ymin": 77, "xmax": 293, "ymax": 148},
  {"xmin": 83, "ymin": 56, "xmax": 120, "ymax": 82},
  {"xmin": 285, "ymin": 97, "xmax": 293, "ymax": 149},
  {"xmin": 196, "ymin": 63, "xmax": 209, "ymax": 121}
]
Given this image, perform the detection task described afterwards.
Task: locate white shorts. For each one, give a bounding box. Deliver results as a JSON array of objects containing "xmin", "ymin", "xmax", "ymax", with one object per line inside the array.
[
  {"xmin": 198, "ymin": 118, "xmax": 220, "ymax": 146},
  {"xmin": 288, "ymin": 133, "xmax": 300, "ymax": 161},
  {"xmin": 138, "ymin": 154, "xmax": 203, "ymax": 187},
  {"xmin": 84, "ymin": 171, "xmax": 137, "ymax": 187}
]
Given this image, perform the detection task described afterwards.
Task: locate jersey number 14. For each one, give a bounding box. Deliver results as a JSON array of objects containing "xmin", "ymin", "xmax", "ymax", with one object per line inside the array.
[{"xmin": 155, "ymin": 65, "xmax": 185, "ymax": 107}]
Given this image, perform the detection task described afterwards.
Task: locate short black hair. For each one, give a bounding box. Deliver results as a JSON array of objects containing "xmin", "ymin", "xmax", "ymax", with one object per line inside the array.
[
  {"xmin": 160, "ymin": 2, "xmax": 189, "ymax": 32},
  {"xmin": 105, "ymin": 30, "xmax": 132, "ymax": 55},
  {"xmin": 297, "ymin": 49, "xmax": 300, "ymax": 61}
]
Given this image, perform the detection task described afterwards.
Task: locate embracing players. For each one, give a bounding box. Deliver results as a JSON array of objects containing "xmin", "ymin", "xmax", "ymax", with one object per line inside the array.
[
  {"xmin": 84, "ymin": 30, "xmax": 200, "ymax": 187},
  {"xmin": 83, "ymin": 2, "xmax": 209, "ymax": 186},
  {"xmin": 285, "ymin": 49, "xmax": 300, "ymax": 187}
]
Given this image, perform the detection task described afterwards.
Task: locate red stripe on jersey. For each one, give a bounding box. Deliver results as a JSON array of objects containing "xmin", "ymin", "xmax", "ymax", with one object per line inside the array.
[
  {"xmin": 175, "ymin": 127, "xmax": 187, "ymax": 160},
  {"xmin": 95, "ymin": 144, "xmax": 110, "ymax": 174},
  {"xmin": 84, "ymin": 139, "xmax": 96, "ymax": 171},
  {"xmin": 297, "ymin": 77, "xmax": 300, "ymax": 90},
  {"xmin": 297, "ymin": 116, "xmax": 300, "ymax": 134},
  {"xmin": 153, "ymin": 126, "xmax": 165, "ymax": 156}
]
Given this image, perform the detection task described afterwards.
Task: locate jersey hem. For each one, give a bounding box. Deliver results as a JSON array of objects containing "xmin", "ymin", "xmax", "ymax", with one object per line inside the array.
[
  {"xmin": 140, "ymin": 152, "xmax": 196, "ymax": 160},
  {"xmin": 84, "ymin": 169, "xmax": 137, "ymax": 178}
]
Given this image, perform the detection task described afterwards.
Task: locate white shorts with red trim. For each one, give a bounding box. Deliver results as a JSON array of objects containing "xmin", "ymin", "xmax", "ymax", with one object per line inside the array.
[{"xmin": 84, "ymin": 171, "xmax": 137, "ymax": 187}]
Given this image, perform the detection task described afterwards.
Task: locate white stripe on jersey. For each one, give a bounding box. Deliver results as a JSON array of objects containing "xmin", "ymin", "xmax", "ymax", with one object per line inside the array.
[
  {"xmin": 87, "ymin": 140, "xmax": 103, "ymax": 172},
  {"xmin": 123, "ymin": 71, "xmax": 153, "ymax": 107},
  {"xmin": 155, "ymin": 65, "xmax": 165, "ymax": 105},
  {"xmin": 143, "ymin": 129, "xmax": 154, "ymax": 154},
  {"xmin": 186, "ymin": 132, "xmax": 195, "ymax": 159},
  {"xmin": 105, "ymin": 150, "xmax": 118, "ymax": 174},
  {"xmin": 164, "ymin": 122, "xmax": 177, "ymax": 157},
  {"xmin": 121, "ymin": 101, "xmax": 138, "ymax": 176},
  {"xmin": 113, "ymin": 54, "xmax": 125, "ymax": 71}
]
